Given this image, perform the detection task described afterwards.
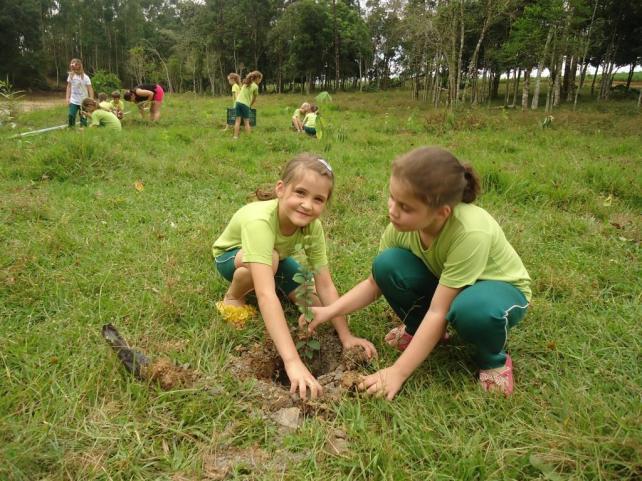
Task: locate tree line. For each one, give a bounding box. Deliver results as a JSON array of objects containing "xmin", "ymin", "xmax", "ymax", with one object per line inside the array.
[{"xmin": 1, "ymin": 0, "xmax": 640, "ymax": 108}]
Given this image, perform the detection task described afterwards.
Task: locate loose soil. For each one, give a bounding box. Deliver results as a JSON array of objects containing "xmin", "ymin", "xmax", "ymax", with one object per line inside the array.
[{"xmin": 230, "ymin": 326, "xmax": 370, "ymax": 416}]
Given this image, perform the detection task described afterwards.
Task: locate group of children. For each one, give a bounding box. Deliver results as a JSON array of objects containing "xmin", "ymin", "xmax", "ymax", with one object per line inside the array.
[
  {"xmin": 226, "ymin": 71, "xmax": 262, "ymax": 139},
  {"xmin": 291, "ymin": 102, "xmax": 319, "ymax": 137},
  {"xmin": 66, "ymin": 58, "xmax": 165, "ymax": 132},
  {"xmin": 213, "ymin": 148, "xmax": 531, "ymax": 401}
]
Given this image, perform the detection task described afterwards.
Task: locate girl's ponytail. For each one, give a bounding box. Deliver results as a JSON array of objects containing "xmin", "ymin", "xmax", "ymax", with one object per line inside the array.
[{"xmin": 461, "ymin": 164, "xmax": 481, "ymax": 203}]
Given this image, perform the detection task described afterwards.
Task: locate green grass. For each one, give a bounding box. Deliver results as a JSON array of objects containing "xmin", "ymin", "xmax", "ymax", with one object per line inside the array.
[{"xmin": 1, "ymin": 91, "xmax": 641, "ymax": 480}]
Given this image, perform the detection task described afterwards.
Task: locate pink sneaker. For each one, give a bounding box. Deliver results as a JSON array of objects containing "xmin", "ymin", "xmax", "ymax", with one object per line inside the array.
[
  {"xmin": 385, "ymin": 326, "xmax": 451, "ymax": 352},
  {"xmin": 479, "ymin": 355, "xmax": 514, "ymax": 396},
  {"xmin": 385, "ymin": 326, "xmax": 413, "ymax": 351}
]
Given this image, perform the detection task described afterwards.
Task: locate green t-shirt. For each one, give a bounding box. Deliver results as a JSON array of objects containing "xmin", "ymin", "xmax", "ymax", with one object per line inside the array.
[
  {"xmin": 292, "ymin": 108, "xmax": 304, "ymax": 121},
  {"xmin": 212, "ymin": 198, "xmax": 328, "ymax": 269},
  {"xmin": 90, "ymin": 109, "xmax": 121, "ymax": 131},
  {"xmin": 110, "ymin": 99, "xmax": 125, "ymax": 111},
  {"xmin": 303, "ymin": 112, "xmax": 317, "ymax": 128},
  {"xmin": 231, "ymin": 84, "xmax": 241, "ymax": 105},
  {"xmin": 378, "ymin": 203, "xmax": 531, "ymax": 300},
  {"xmin": 237, "ymin": 82, "xmax": 258, "ymax": 107},
  {"xmin": 99, "ymin": 101, "xmax": 113, "ymax": 111}
]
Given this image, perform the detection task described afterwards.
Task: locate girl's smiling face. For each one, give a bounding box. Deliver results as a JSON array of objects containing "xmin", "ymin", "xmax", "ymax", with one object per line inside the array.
[
  {"xmin": 70, "ymin": 61, "xmax": 81, "ymax": 72},
  {"xmin": 276, "ymin": 169, "xmax": 332, "ymax": 235}
]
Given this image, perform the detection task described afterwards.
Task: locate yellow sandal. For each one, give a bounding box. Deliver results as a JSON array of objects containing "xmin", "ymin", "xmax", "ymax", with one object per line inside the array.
[{"xmin": 215, "ymin": 301, "xmax": 257, "ymax": 329}]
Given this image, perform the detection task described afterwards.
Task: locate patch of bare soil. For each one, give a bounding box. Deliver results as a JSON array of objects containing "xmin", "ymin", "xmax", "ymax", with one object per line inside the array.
[
  {"xmin": 230, "ymin": 326, "xmax": 370, "ymax": 417},
  {"xmin": 141, "ymin": 358, "xmax": 199, "ymax": 390}
]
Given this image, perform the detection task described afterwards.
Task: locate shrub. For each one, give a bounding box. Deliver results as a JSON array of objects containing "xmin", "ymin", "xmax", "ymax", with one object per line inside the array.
[{"xmin": 91, "ymin": 70, "xmax": 122, "ymax": 97}]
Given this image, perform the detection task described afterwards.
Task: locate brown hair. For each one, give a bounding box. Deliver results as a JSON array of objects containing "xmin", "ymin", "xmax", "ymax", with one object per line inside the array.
[
  {"xmin": 111, "ymin": 90, "xmax": 121, "ymax": 98},
  {"xmin": 255, "ymin": 153, "xmax": 335, "ymax": 201},
  {"xmin": 81, "ymin": 97, "xmax": 98, "ymax": 111},
  {"xmin": 227, "ymin": 73, "xmax": 241, "ymax": 85},
  {"xmin": 97, "ymin": 92, "xmax": 108, "ymax": 102},
  {"xmin": 392, "ymin": 146, "xmax": 480, "ymax": 208},
  {"xmin": 243, "ymin": 70, "xmax": 263, "ymax": 86}
]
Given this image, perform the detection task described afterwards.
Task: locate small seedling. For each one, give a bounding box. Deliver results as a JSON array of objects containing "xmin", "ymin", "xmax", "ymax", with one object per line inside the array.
[{"xmin": 292, "ymin": 236, "xmax": 321, "ymax": 361}]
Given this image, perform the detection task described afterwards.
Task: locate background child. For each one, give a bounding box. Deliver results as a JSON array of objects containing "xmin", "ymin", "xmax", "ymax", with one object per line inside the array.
[
  {"xmin": 97, "ymin": 92, "xmax": 112, "ymax": 111},
  {"xmin": 302, "ymin": 104, "xmax": 319, "ymax": 137},
  {"xmin": 81, "ymin": 98, "xmax": 121, "ymax": 131},
  {"xmin": 224, "ymin": 73, "xmax": 241, "ymax": 131},
  {"xmin": 233, "ymin": 70, "xmax": 262, "ymax": 139},
  {"xmin": 110, "ymin": 91, "xmax": 125, "ymax": 119},
  {"xmin": 66, "ymin": 58, "xmax": 93, "ymax": 128},
  {"xmin": 292, "ymin": 102, "xmax": 310, "ymax": 133},
  {"xmin": 212, "ymin": 153, "xmax": 376, "ymax": 399},
  {"xmin": 304, "ymin": 146, "xmax": 531, "ymax": 399},
  {"xmin": 124, "ymin": 83, "xmax": 164, "ymax": 121}
]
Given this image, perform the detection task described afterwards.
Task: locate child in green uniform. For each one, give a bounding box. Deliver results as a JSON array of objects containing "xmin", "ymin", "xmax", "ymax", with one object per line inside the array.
[
  {"xmin": 97, "ymin": 92, "xmax": 113, "ymax": 112},
  {"xmin": 304, "ymin": 147, "xmax": 531, "ymax": 399},
  {"xmin": 212, "ymin": 153, "xmax": 376, "ymax": 399},
  {"xmin": 233, "ymin": 70, "xmax": 262, "ymax": 139},
  {"xmin": 81, "ymin": 98, "xmax": 122, "ymax": 131},
  {"xmin": 291, "ymin": 102, "xmax": 310, "ymax": 133},
  {"xmin": 302, "ymin": 105, "xmax": 318, "ymax": 137},
  {"xmin": 224, "ymin": 73, "xmax": 241, "ymax": 131},
  {"xmin": 110, "ymin": 91, "xmax": 125, "ymax": 119}
]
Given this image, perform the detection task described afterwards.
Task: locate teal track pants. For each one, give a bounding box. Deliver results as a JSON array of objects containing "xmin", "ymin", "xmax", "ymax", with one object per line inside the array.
[
  {"xmin": 68, "ymin": 103, "xmax": 87, "ymax": 127},
  {"xmin": 372, "ymin": 248, "xmax": 529, "ymax": 369}
]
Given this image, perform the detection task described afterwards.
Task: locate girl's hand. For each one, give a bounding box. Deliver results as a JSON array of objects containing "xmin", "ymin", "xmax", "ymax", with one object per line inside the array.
[
  {"xmin": 301, "ymin": 306, "xmax": 334, "ymax": 333},
  {"xmin": 358, "ymin": 366, "xmax": 408, "ymax": 400},
  {"xmin": 340, "ymin": 334, "xmax": 378, "ymax": 360},
  {"xmin": 285, "ymin": 360, "xmax": 323, "ymax": 400}
]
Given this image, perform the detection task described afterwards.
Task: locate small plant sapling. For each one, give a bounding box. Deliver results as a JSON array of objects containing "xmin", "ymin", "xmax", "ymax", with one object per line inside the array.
[{"xmin": 292, "ymin": 236, "xmax": 321, "ymax": 361}]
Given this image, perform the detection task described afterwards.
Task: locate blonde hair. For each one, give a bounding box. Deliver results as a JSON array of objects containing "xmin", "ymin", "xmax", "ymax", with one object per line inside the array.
[
  {"xmin": 68, "ymin": 58, "xmax": 85, "ymax": 76},
  {"xmin": 256, "ymin": 153, "xmax": 335, "ymax": 201},
  {"xmin": 300, "ymin": 102, "xmax": 311, "ymax": 111},
  {"xmin": 391, "ymin": 146, "xmax": 481, "ymax": 208},
  {"xmin": 227, "ymin": 73, "xmax": 241, "ymax": 85}
]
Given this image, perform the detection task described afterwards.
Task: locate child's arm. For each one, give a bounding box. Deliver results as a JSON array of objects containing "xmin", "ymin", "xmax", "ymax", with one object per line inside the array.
[
  {"xmin": 312, "ymin": 268, "xmax": 377, "ymax": 358},
  {"xmin": 65, "ymin": 82, "xmax": 71, "ymax": 103},
  {"xmin": 87, "ymin": 83, "xmax": 94, "ymax": 99},
  {"xmin": 359, "ymin": 284, "xmax": 460, "ymax": 400},
  {"xmin": 250, "ymin": 262, "xmax": 322, "ymax": 399},
  {"xmin": 306, "ymin": 274, "xmax": 382, "ymax": 332}
]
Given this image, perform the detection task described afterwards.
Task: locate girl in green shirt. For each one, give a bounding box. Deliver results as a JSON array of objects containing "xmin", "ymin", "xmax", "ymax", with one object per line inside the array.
[
  {"xmin": 213, "ymin": 153, "xmax": 376, "ymax": 400},
  {"xmin": 304, "ymin": 147, "xmax": 530, "ymax": 399},
  {"xmin": 233, "ymin": 70, "xmax": 262, "ymax": 139}
]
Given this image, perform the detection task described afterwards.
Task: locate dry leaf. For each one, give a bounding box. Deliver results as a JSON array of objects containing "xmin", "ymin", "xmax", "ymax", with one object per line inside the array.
[
  {"xmin": 602, "ymin": 194, "xmax": 612, "ymax": 206},
  {"xmin": 134, "ymin": 180, "xmax": 144, "ymax": 192}
]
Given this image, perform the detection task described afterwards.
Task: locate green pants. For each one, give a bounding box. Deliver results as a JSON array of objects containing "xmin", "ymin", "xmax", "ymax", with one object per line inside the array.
[
  {"xmin": 372, "ymin": 248, "xmax": 529, "ymax": 369},
  {"xmin": 68, "ymin": 103, "xmax": 88, "ymax": 127}
]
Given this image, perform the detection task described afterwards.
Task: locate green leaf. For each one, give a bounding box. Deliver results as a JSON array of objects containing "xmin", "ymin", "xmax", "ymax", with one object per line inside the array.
[
  {"xmin": 307, "ymin": 339, "xmax": 320, "ymax": 350},
  {"xmin": 295, "ymin": 341, "xmax": 306, "ymax": 350},
  {"xmin": 292, "ymin": 273, "xmax": 305, "ymax": 284}
]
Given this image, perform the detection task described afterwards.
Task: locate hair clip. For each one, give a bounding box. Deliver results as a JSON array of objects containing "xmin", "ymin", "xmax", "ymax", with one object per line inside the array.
[{"xmin": 318, "ymin": 158, "xmax": 333, "ymax": 173}]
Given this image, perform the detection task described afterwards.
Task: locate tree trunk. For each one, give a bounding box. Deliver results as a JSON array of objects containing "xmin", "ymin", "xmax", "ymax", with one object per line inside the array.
[
  {"xmin": 590, "ymin": 61, "xmax": 600, "ymax": 97},
  {"xmin": 522, "ymin": 67, "xmax": 531, "ymax": 110},
  {"xmin": 511, "ymin": 68, "xmax": 521, "ymax": 107},
  {"xmin": 532, "ymin": 28, "xmax": 554, "ymax": 110},
  {"xmin": 456, "ymin": 0, "xmax": 465, "ymax": 103},
  {"xmin": 333, "ymin": 0, "xmax": 339, "ymax": 92},
  {"xmin": 573, "ymin": 0, "xmax": 600, "ymax": 110},
  {"xmin": 504, "ymin": 69, "xmax": 511, "ymax": 106},
  {"xmin": 625, "ymin": 64, "xmax": 634, "ymax": 89}
]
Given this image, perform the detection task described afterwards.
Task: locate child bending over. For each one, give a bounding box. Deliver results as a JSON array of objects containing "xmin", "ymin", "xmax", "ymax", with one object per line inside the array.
[{"xmin": 81, "ymin": 98, "xmax": 121, "ymax": 131}]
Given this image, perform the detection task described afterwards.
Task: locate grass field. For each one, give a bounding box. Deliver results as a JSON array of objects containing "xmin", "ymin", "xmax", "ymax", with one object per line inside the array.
[{"xmin": 1, "ymin": 91, "xmax": 640, "ymax": 480}]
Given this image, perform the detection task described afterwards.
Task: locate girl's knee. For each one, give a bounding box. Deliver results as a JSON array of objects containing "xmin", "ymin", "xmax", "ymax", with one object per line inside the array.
[{"xmin": 372, "ymin": 248, "xmax": 406, "ymax": 284}]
